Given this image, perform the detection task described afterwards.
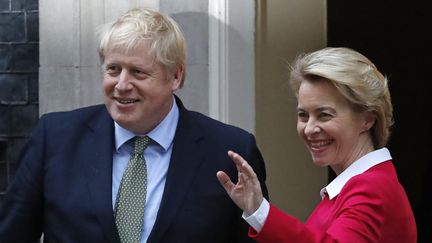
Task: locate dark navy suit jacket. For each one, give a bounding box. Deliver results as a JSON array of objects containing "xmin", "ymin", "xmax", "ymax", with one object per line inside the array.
[{"xmin": 0, "ymin": 98, "xmax": 268, "ymax": 243}]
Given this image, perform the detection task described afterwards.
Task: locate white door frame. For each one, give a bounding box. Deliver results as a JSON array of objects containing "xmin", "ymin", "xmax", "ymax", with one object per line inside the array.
[{"xmin": 208, "ymin": 0, "xmax": 255, "ymax": 133}]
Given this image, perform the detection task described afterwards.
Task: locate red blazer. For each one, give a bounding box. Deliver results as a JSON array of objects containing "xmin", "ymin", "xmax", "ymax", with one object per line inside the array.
[{"xmin": 249, "ymin": 161, "xmax": 416, "ymax": 243}]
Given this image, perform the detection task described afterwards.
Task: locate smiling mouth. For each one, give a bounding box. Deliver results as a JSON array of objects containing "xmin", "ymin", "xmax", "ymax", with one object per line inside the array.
[
  {"xmin": 309, "ymin": 139, "xmax": 333, "ymax": 149},
  {"xmin": 115, "ymin": 98, "xmax": 140, "ymax": 104}
]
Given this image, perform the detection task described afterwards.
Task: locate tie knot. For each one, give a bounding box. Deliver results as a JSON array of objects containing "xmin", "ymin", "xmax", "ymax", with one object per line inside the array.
[{"xmin": 134, "ymin": 136, "xmax": 150, "ymax": 154}]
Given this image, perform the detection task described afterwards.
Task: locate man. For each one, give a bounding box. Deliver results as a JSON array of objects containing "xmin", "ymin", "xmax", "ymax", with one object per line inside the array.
[{"xmin": 0, "ymin": 7, "xmax": 268, "ymax": 243}]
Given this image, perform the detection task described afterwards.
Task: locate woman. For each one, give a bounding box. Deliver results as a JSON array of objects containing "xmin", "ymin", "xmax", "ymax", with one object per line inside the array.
[{"xmin": 217, "ymin": 47, "xmax": 417, "ymax": 242}]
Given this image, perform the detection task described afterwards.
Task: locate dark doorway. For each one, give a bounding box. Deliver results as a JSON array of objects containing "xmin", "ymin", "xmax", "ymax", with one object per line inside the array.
[{"xmin": 328, "ymin": 1, "xmax": 432, "ymax": 242}]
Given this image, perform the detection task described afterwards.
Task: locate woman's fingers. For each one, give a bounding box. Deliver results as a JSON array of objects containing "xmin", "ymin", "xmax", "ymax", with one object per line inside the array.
[
  {"xmin": 217, "ymin": 151, "xmax": 264, "ymax": 213},
  {"xmin": 216, "ymin": 171, "xmax": 235, "ymax": 193},
  {"xmin": 227, "ymin": 150, "xmax": 258, "ymax": 180}
]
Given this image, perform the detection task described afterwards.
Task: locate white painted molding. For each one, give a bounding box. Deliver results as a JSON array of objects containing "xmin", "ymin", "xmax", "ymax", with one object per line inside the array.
[
  {"xmin": 208, "ymin": 0, "xmax": 255, "ymax": 133},
  {"xmin": 208, "ymin": 0, "xmax": 229, "ymax": 123}
]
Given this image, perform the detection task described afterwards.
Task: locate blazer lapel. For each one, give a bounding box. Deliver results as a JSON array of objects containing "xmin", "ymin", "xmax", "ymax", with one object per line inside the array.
[
  {"xmin": 148, "ymin": 98, "xmax": 206, "ymax": 242},
  {"xmin": 81, "ymin": 107, "xmax": 120, "ymax": 243}
]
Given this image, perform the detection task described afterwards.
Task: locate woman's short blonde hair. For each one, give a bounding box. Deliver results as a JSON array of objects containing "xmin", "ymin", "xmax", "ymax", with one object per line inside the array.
[
  {"xmin": 289, "ymin": 47, "xmax": 394, "ymax": 148},
  {"xmin": 98, "ymin": 7, "xmax": 186, "ymax": 86}
]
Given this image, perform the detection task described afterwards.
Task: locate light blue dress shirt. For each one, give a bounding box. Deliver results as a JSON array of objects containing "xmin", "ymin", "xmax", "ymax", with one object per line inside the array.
[{"xmin": 112, "ymin": 98, "xmax": 179, "ymax": 243}]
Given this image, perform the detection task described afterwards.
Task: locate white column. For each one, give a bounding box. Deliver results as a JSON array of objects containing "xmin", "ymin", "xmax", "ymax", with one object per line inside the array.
[{"xmin": 208, "ymin": 0, "xmax": 256, "ymax": 133}]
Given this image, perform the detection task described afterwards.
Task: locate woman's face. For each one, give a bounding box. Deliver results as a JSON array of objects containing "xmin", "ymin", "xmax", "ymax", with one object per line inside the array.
[{"xmin": 296, "ymin": 79, "xmax": 374, "ymax": 174}]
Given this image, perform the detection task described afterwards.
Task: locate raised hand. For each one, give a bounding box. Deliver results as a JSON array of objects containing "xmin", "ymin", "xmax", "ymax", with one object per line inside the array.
[{"xmin": 216, "ymin": 151, "xmax": 263, "ymax": 215}]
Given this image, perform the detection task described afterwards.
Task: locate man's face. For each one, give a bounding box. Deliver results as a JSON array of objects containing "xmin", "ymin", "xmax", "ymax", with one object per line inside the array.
[{"xmin": 102, "ymin": 42, "xmax": 181, "ymax": 134}]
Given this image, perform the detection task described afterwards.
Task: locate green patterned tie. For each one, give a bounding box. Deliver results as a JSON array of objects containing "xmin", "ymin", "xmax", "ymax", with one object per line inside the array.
[{"xmin": 115, "ymin": 136, "xmax": 150, "ymax": 243}]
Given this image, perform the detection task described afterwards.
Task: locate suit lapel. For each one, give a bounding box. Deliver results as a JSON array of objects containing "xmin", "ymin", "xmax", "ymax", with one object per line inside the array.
[
  {"xmin": 148, "ymin": 98, "xmax": 206, "ymax": 242},
  {"xmin": 81, "ymin": 107, "xmax": 120, "ymax": 243}
]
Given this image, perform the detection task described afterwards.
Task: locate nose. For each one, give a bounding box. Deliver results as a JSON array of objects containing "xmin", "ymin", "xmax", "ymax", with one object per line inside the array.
[
  {"xmin": 115, "ymin": 70, "xmax": 132, "ymax": 91},
  {"xmin": 304, "ymin": 118, "xmax": 320, "ymax": 137}
]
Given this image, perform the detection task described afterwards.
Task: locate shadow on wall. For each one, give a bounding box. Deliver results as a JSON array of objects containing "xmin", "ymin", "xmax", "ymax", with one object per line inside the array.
[
  {"xmin": 169, "ymin": 11, "xmax": 250, "ymax": 120},
  {"xmin": 170, "ymin": 11, "xmax": 210, "ymax": 116}
]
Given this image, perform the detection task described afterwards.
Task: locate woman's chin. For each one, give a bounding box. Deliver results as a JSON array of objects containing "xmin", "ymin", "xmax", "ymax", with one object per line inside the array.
[{"xmin": 311, "ymin": 157, "xmax": 329, "ymax": 168}]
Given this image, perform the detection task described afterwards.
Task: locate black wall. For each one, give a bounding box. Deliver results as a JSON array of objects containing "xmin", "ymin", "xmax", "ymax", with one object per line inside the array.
[
  {"xmin": 0, "ymin": 0, "xmax": 39, "ymax": 202},
  {"xmin": 328, "ymin": 1, "xmax": 432, "ymax": 242}
]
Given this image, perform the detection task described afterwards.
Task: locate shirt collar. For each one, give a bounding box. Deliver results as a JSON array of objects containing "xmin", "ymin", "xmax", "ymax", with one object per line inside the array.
[
  {"xmin": 320, "ymin": 147, "xmax": 392, "ymax": 200},
  {"xmin": 114, "ymin": 97, "xmax": 179, "ymax": 151}
]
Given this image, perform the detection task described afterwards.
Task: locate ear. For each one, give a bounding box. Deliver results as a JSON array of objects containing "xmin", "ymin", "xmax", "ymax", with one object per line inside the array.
[
  {"xmin": 171, "ymin": 64, "xmax": 184, "ymax": 91},
  {"xmin": 361, "ymin": 111, "xmax": 376, "ymax": 132}
]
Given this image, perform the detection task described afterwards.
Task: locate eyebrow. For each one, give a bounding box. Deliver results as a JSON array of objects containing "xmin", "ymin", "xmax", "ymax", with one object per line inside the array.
[
  {"xmin": 317, "ymin": 107, "xmax": 335, "ymax": 112},
  {"xmin": 297, "ymin": 106, "xmax": 335, "ymax": 113},
  {"xmin": 103, "ymin": 59, "xmax": 155, "ymax": 71}
]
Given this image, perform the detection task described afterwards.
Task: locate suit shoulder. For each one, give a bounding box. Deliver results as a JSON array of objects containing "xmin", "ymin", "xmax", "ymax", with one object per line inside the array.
[
  {"xmin": 186, "ymin": 110, "xmax": 253, "ymax": 137},
  {"xmin": 38, "ymin": 104, "xmax": 109, "ymax": 132},
  {"xmin": 41, "ymin": 104, "xmax": 106, "ymax": 122}
]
